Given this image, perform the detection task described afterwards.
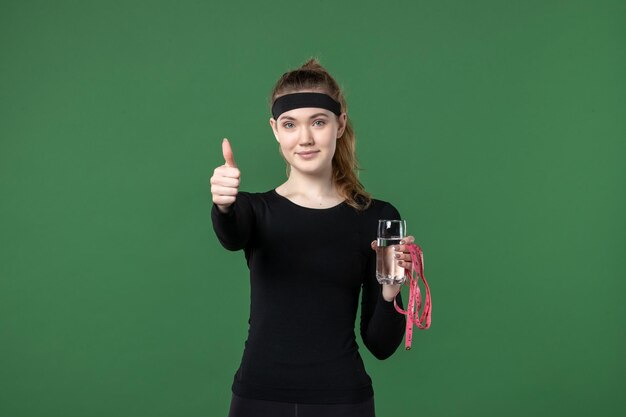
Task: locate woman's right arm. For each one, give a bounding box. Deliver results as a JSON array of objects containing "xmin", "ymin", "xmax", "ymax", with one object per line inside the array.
[
  {"xmin": 211, "ymin": 195, "xmax": 255, "ymax": 251},
  {"xmin": 210, "ymin": 138, "xmax": 255, "ymax": 251}
]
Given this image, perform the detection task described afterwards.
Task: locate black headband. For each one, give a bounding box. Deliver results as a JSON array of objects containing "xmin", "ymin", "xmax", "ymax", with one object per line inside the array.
[{"xmin": 271, "ymin": 92, "xmax": 342, "ymax": 120}]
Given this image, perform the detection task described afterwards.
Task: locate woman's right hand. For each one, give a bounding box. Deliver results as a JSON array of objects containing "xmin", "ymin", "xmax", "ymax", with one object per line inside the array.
[{"xmin": 211, "ymin": 138, "xmax": 240, "ymax": 213}]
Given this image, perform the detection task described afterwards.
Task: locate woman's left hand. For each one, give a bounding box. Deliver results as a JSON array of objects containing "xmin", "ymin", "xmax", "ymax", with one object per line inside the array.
[{"xmin": 370, "ymin": 235, "xmax": 416, "ymax": 302}]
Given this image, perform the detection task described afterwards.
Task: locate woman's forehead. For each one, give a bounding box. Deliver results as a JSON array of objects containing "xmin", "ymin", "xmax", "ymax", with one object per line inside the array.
[{"xmin": 278, "ymin": 107, "xmax": 333, "ymax": 121}]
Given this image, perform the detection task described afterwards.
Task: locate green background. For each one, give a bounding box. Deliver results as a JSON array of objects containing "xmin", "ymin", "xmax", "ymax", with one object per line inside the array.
[{"xmin": 1, "ymin": 0, "xmax": 624, "ymax": 416}]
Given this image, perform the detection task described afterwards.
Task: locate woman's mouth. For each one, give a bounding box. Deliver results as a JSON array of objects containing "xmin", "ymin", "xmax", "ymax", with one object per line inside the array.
[{"xmin": 297, "ymin": 151, "xmax": 320, "ymax": 159}]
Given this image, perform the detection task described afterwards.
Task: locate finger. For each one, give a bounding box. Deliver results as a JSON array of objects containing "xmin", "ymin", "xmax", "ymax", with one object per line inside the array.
[
  {"xmin": 222, "ymin": 138, "xmax": 237, "ymax": 168},
  {"xmin": 370, "ymin": 240, "xmax": 378, "ymax": 250},
  {"xmin": 211, "ymin": 184, "xmax": 239, "ymax": 196},
  {"xmin": 395, "ymin": 235, "xmax": 415, "ymax": 253},
  {"xmin": 399, "ymin": 260, "xmax": 413, "ymax": 269},
  {"xmin": 214, "ymin": 166, "xmax": 240, "ymax": 179},
  {"xmin": 213, "ymin": 195, "xmax": 236, "ymax": 206},
  {"xmin": 210, "ymin": 176, "xmax": 240, "ymax": 187},
  {"xmin": 394, "ymin": 252, "xmax": 410, "ymax": 261}
]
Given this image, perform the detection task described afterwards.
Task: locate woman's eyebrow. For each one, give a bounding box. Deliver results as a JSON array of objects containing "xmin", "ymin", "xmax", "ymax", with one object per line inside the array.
[{"xmin": 280, "ymin": 112, "xmax": 329, "ymax": 121}]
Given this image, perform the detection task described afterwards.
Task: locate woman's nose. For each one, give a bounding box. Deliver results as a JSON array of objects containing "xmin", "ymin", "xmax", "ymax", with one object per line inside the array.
[{"xmin": 299, "ymin": 130, "xmax": 314, "ymax": 145}]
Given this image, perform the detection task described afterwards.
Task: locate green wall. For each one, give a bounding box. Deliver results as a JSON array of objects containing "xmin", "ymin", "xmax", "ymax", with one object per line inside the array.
[{"xmin": 1, "ymin": 1, "xmax": 624, "ymax": 416}]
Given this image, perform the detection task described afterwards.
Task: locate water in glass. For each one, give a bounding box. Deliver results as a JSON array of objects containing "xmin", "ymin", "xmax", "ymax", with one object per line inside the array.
[{"xmin": 376, "ymin": 219, "xmax": 407, "ymax": 285}]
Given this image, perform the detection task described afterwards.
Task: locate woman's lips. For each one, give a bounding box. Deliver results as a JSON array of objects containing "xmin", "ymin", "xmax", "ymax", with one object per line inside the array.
[{"xmin": 297, "ymin": 151, "xmax": 319, "ymax": 159}]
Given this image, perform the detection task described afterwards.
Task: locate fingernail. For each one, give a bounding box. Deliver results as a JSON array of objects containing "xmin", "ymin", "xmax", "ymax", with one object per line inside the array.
[{"xmin": 400, "ymin": 240, "xmax": 405, "ymax": 244}]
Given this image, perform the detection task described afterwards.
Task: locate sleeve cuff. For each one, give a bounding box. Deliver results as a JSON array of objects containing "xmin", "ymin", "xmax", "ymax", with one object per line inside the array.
[{"xmin": 212, "ymin": 202, "xmax": 236, "ymax": 219}]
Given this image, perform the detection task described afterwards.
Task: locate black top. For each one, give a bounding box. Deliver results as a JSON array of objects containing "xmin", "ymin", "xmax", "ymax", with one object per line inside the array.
[{"xmin": 211, "ymin": 189, "xmax": 406, "ymax": 404}]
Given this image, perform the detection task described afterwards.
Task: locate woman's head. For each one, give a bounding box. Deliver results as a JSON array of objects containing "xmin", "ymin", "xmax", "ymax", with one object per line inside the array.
[{"xmin": 268, "ymin": 58, "xmax": 372, "ymax": 211}]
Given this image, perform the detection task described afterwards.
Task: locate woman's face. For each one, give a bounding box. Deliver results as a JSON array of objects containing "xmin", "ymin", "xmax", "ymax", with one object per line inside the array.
[{"xmin": 269, "ymin": 106, "xmax": 346, "ymax": 177}]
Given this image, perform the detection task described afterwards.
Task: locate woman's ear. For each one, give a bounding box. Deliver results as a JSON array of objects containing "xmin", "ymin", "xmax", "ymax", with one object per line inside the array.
[
  {"xmin": 337, "ymin": 112, "xmax": 347, "ymax": 138},
  {"xmin": 269, "ymin": 117, "xmax": 280, "ymax": 142}
]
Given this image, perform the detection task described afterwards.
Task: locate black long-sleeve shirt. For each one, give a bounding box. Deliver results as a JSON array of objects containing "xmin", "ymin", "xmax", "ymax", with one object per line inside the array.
[{"xmin": 211, "ymin": 189, "xmax": 406, "ymax": 404}]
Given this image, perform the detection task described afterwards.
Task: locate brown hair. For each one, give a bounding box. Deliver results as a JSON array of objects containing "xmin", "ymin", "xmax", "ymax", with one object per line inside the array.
[{"xmin": 268, "ymin": 57, "xmax": 372, "ymax": 211}]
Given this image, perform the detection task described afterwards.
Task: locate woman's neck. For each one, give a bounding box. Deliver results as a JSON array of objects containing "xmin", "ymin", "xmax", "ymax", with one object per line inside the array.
[{"xmin": 276, "ymin": 170, "xmax": 343, "ymax": 205}]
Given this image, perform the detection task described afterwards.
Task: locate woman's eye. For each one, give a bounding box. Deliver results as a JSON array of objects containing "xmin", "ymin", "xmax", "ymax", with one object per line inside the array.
[{"xmin": 283, "ymin": 121, "xmax": 325, "ymax": 128}]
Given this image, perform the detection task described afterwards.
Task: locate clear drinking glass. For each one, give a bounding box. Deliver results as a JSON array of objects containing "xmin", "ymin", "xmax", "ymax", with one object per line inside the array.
[{"xmin": 376, "ymin": 219, "xmax": 407, "ymax": 285}]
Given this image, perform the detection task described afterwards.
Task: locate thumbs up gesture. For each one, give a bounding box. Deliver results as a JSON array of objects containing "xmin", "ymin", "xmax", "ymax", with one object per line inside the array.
[{"xmin": 211, "ymin": 138, "xmax": 240, "ymax": 213}]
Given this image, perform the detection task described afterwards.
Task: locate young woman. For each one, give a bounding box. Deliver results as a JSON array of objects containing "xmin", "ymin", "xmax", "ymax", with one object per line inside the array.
[{"xmin": 211, "ymin": 58, "xmax": 416, "ymax": 417}]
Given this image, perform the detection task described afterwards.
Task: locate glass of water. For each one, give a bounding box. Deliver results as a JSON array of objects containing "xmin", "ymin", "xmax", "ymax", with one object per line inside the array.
[{"xmin": 376, "ymin": 219, "xmax": 407, "ymax": 285}]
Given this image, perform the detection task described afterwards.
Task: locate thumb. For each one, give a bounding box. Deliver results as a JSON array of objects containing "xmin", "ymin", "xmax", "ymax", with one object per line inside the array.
[{"xmin": 222, "ymin": 138, "xmax": 237, "ymax": 168}]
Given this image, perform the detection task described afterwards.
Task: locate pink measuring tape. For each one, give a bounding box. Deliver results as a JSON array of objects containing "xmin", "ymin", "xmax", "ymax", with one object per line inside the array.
[{"xmin": 393, "ymin": 243, "xmax": 432, "ymax": 350}]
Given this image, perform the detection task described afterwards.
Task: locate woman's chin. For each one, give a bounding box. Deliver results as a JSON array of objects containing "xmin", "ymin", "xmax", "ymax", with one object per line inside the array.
[{"xmin": 290, "ymin": 163, "xmax": 331, "ymax": 176}]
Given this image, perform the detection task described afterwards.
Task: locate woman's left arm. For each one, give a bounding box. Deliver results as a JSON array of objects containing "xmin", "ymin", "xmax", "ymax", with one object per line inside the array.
[{"xmin": 360, "ymin": 238, "xmax": 410, "ymax": 360}]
